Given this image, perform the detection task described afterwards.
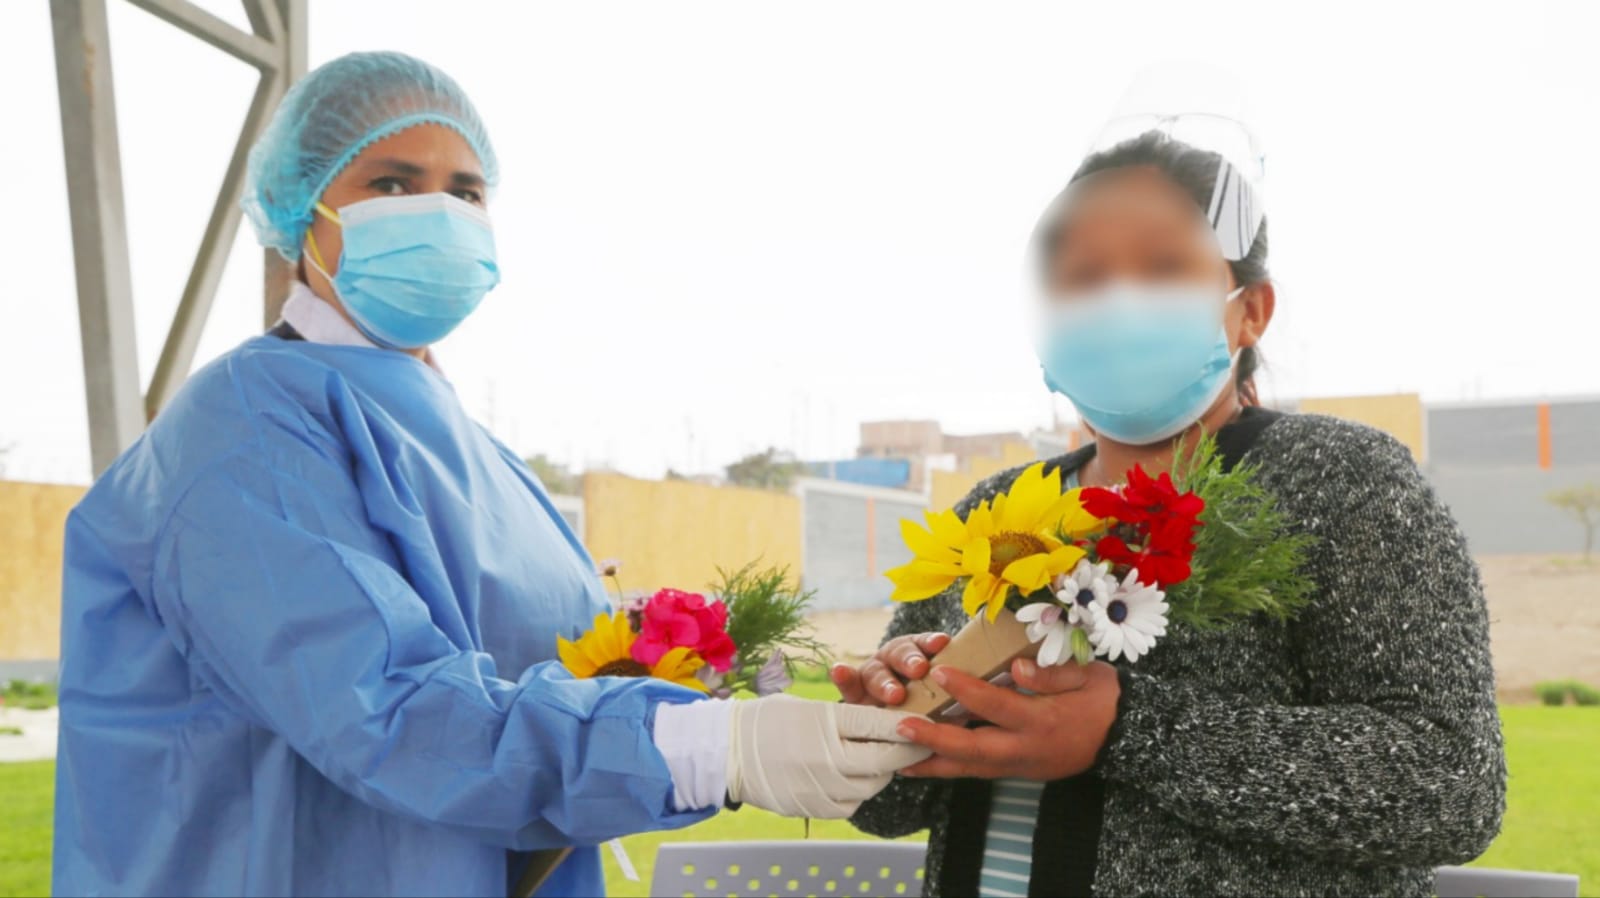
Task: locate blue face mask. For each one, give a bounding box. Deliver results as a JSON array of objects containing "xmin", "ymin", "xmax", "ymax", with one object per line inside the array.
[
  {"xmin": 1037, "ymin": 282, "xmax": 1245, "ymax": 445},
  {"xmin": 305, "ymin": 193, "xmax": 500, "ymax": 349}
]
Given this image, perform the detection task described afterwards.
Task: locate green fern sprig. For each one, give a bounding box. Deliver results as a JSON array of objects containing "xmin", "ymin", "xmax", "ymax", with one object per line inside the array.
[
  {"xmin": 1163, "ymin": 434, "xmax": 1317, "ymax": 629},
  {"xmin": 712, "ymin": 562, "xmax": 831, "ymax": 694}
]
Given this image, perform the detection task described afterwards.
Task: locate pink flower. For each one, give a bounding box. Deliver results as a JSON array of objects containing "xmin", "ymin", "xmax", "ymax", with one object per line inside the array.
[{"xmin": 630, "ymin": 589, "xmax": 737, "ymax": 673}]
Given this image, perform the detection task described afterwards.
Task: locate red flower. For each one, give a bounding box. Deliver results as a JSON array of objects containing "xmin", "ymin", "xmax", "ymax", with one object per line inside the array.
[
  {"xmin": 1084, "ymin": 463, "xmax": 1204, "ymax": 588},
  {"xmin": 1082, "ymin": 466, "xmax": 1203, "ymax": 525},
  {"xmin": 631, "ymin": 589, "xmax": 737, "ymax": 672}
]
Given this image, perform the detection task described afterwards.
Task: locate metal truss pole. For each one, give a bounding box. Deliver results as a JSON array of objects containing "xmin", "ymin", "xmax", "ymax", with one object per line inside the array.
[
  {"xmin": 51, "ymin": 0, "xmax": 308, "ymax": 474},
  {"xmin": 50, "ymin": 0, "xmax": 146, "ymax": 476},
  {"xmin": 263, "ymin": 0, "xmax": 307, "ymax": 329}
]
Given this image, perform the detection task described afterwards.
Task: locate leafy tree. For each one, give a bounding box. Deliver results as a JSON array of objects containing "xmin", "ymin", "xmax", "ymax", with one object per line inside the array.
[
  {"xmin": 724, "ymin": 447, "xmax": 803, "ymax": 491},
  {"xmin": 524, "ymin": 453, "xmax": 580, "ymax": 496},
  {"xmin": 1548, "ymin": 483, "xmax": 1600, "ymax": 560}
]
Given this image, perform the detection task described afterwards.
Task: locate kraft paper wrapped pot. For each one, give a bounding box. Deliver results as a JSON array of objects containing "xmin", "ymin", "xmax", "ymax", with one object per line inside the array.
[{"xmin": 899, "ymin": 609, "xmax": 1040, "ymax": 720}]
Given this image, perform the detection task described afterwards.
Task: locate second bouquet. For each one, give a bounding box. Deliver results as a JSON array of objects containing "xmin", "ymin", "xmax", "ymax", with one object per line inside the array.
[{"xmin": 885, "ymin": 436, "xmax": 1313, "ymax": 719}]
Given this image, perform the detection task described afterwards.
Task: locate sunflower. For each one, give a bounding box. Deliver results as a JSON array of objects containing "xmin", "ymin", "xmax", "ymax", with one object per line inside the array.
[
  {"xmin": 557, "ymin": 612, "xmax": 709, "ymax": 692},
  {"xmin": 885, "ymin": 462, "xmax": 1102, "ymax": 621}
]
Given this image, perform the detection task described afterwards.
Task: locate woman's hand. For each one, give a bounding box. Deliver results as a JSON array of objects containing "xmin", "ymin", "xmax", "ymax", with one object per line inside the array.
[
  {"xmin": 895, "ymin": 658, "xmax": 1120, "ymax": 781},
  {"xmin": 830, "ymin": 632, "xmax": 952, "ymax": 706}
]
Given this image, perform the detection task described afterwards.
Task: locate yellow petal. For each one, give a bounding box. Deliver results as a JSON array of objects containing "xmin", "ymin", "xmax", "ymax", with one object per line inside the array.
[
  {"xmin": 1047, "ymin": 488, "xmax": 1105, "ymax": 537},
  {"xmin": 612, "ymin": 614, "xmax": 638, "ymax": 656},
  {"xmin": 967, "ymin": 501, "xmax": 995, "ymax": 539},
  {"xmin": 908, "ymin": 559, "xmax": 966, "ymax": 578},
  {"xmin": 557, "ymin": 636, "xmax": 593, "ymax": 676},
  {"xmin": 658, "ymin": 645, "xmax": 704, "ymax": 674},
  {"xmin": 581, "ymin": 635, "xmax": 613, "ymax": 668},
  {"xmin": 1045, "ymin": 544, "xmax": 1087, "ymax": 573},
  {"xmin": 983, "ymin": 578, "xmax": 1009, "ymax": 622},
  {"xmin": 595, "ymin": 614, "xmax": 619, "ymax": 658},
  {"xmin": 890, "ymin": 581, "xmax": 953, "ymax": 602},
  {"xmin": 655, "ymin": 647, "xmax": 710, "ymax": 692},
  {"xmin": 883, "ymin": 561, "xmax": 920, "ymax": 584},
  {"xmin": 926, "ymin": 508, "xmax": 968, "ymax": 546},
  {"xmin": 1001, "ymin": 553, "xmax": 1054, "ymax": 594},
  {"xmin": 885, "ymin": 564, "xmax": 958, "ymax": 602},
  {"xmin": 962, "ymin": 573, "xmax": 995, "ymax": 617},
  {"xmin": 962, "ymin": 536, "xmax": 992, "ymax": 578},
  {"xmin": 883, "ymin": 557, "xmax": 953, "ymax": 576},
  {"xmin": 886, "ymin": 560, "xmax": 962, "ymax": 586},
  {"xmin": 900, "ymin": 517, "xmax": 961, "ymax": 563},
  {"xmin": 1000, "ymin": 463, "xmax": 1060, "ymax": 531}
]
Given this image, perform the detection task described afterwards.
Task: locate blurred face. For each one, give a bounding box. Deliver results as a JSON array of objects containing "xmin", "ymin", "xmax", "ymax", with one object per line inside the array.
[
  {"xmin": 1044, "ymin": 165, "xmax": 1273, "ymax": 354},
  {"xmin": 301, "ymin": 123, "xmax": 487, "ymax": 308}
]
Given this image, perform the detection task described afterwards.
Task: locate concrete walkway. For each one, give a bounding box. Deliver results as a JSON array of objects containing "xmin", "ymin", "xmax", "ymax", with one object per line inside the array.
[{"xmin": 0, "ymin": 706, "xmax": 57, "ymax": 763}]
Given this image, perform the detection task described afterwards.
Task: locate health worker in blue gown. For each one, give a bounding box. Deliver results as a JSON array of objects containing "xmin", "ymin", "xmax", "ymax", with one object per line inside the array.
[{"xmin": 52, "ymin": 51, "xmax": 927, "ymax": 898}]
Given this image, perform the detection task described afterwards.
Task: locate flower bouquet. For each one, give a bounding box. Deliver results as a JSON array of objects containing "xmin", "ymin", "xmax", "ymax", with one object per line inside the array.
[
  {"xmin": 885, "ymin": 436, "xmax": 1313, "ymax": 719},
  {"xmin": 517, "ymin": 563, "xmax": 827, "ymax": 897},
  {"xmin": 559, "ymin": 561, "xmax": 828, "ymax": 696}
]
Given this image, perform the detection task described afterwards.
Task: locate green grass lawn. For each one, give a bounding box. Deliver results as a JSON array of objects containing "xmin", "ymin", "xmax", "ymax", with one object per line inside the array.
[
  {"xmin": 0, "ymin": 761, "xmax": 53, "ymax": 897},
  {"xmin": 1467, "ymin": 705, "xmax": 1599, "ymax": 885},
  {"xmin": 4, "ymin": 702, "xmax": 1594, "ymax": 896}
]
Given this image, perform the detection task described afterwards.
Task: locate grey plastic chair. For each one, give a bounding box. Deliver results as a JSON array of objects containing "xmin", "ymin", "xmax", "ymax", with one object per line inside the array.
[
  {"xmin": 1435, "ymin": 865, "xmax": 1579, "ymax": 898},
  {"xmin": 651, "ymin": 840, "xmax": 927, "ymax": 898}
]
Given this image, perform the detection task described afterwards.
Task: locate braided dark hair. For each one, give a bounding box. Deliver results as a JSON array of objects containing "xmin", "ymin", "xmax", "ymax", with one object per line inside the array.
[{"xmin": 1038, "ymin": 130, "xmax": 1270, "ymax": 405}]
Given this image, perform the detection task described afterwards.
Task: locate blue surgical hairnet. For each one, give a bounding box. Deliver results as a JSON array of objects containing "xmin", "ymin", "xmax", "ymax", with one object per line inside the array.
[{"xmin": 243, "ymin": 51, "xmax": 499, "ymax": 261}]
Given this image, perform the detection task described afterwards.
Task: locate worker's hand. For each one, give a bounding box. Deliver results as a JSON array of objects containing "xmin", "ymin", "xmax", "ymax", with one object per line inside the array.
[
  {"xmin": 726, "ymin": 695, "xmax": 932, "ymax": 818},
  {"xmin": 896, "ymin": 658, "xmax": 1119, "ymax": 782},
  {"xmin": 830, "ymin": 632, "xmax": 951, "ymax": 707}
]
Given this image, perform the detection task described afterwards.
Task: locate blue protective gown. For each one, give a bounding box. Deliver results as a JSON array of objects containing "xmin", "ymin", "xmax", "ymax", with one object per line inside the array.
[{"xmin": 53, "ymin": 335, "xmax": 714, "ymax": 897}]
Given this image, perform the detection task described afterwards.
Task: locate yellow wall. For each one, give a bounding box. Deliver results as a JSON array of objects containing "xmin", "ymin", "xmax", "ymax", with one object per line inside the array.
[
  {"xmin": 0, "ymin": 481, "xmax": 85, "ymax": 660},
  {"xmin": 582, "ymin": 473, "xmax": 803, "ymax": 593},
  {"xmin": 0, "ymin": 472, "xmax": 807, "ymax": 661},
  {"xmin": 1298, "ymin": 393, "xmax": 1426, "ymax": 460},
  {"xmin": 929, "ymin": 441, "xmax": 1039, "ymax": 513},
  {"xmin": 0, "ymin": 399, "xmax": 1424, "ymax": 661}
]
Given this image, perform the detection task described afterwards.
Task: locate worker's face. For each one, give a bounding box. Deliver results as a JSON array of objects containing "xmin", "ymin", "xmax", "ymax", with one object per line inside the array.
[
  {"xmin": 1045, "ymin": 165, "xmax": 1273, "ymax": 354},
  {"xmin": 301, "ymin": 124, "xmax": 488, "ymax": 308}
]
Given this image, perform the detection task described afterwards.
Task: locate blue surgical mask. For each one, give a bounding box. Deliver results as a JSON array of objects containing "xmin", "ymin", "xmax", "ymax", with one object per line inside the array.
[
  {"xmin": 304, "ymin": 193, "xmax": 500, "ymax": 349},
  {"xmin": 1037, "ymin": 282, "xmax": 1246, "ymax": 445}
]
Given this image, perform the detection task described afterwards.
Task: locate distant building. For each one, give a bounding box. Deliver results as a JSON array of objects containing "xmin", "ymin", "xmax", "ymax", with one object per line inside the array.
[
  {"xmin": 858, "ymin": 420, "xmax": 944, "ymax": 460},
  {"xmin": 1262, "ymin": 393, "xmax": 1598, "ymax": 555},
  {"xmin": 803, "ymin": 457, "xmax": 913, "ymax": 490},
  {"xmin": 1419, "ymin": 396, "xmax": 1599, "ymax": 555},
  {"xmin": 811, "ymin": 420, "xmax": 1085, "ymax": 496},
  {"xmin": 837, "ymin": 396, "xmax": 1600, "ymax": 555}
]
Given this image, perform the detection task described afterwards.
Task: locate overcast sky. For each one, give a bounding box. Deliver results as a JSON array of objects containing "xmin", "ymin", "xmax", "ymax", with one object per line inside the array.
[{"xmin": 2, "ymin": 0, "xmax": 1596, "ymax": 484}]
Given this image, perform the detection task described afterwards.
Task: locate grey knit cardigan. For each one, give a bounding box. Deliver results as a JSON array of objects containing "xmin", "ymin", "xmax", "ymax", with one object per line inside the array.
[{"xmin": 850, "ymin": 412, "xmax": 1506, "ymax": 897}]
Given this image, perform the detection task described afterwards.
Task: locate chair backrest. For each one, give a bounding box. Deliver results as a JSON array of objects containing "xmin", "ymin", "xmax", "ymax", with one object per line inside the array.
[
  {"xmin": 651, "ymin": 840, "xmax": 928, "ymax": 898},
  {"xmin": 1435, "ymin": 865, "xmax": 1579, "ymax": 898}
]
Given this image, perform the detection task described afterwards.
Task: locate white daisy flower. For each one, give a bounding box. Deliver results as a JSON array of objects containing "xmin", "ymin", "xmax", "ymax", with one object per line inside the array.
[
  {"xmin": 1054, "ymin": 559, "xmax": 1117, "ymax": 628},
  {"xmin": 1088, "ymin": 568, "xmax": 1170, "ymax": 663},
  {"xmin": 1014, "ymin": 602, "xmax": 1073, "ymax": 666}
]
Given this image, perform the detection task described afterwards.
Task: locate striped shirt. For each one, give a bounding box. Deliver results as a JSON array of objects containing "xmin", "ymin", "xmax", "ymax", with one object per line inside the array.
[
  {"xmin": 977, "ymin": 468, "xmax": 1078, "ymax": 898},
  {"xmin": 979, "ymin": 778, "xmax": 1046, "ymax": 897}
]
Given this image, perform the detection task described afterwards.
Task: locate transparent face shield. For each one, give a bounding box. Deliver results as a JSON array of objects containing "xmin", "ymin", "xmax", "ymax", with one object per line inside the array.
[
  {"xmin": 1033, "ymin": 163, "xmax": 1232, "ymax": 293},
  {"xmin": 1089, "ymin": 112, "xmax": 1265, "ymax": 262},
  {"xmin": 1029, "ymin": 63, "xmax": 1266, "ymax": 274}
]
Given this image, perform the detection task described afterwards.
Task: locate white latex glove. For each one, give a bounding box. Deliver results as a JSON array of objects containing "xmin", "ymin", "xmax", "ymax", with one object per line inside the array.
[{"xmin": 725, "ymin": 694, "xmax": 932, "ymax": 818}]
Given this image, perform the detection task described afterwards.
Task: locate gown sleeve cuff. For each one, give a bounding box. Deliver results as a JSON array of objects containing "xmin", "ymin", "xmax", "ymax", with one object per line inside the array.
[{"xmin": 651, "ymin": 698, "xmax": 733, "ymax": 812}]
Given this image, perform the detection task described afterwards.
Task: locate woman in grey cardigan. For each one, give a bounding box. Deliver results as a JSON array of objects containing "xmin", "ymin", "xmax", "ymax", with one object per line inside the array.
[{"xmin": 836, "ymin": 130, "xmax": 1506, "ymax": 897}]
